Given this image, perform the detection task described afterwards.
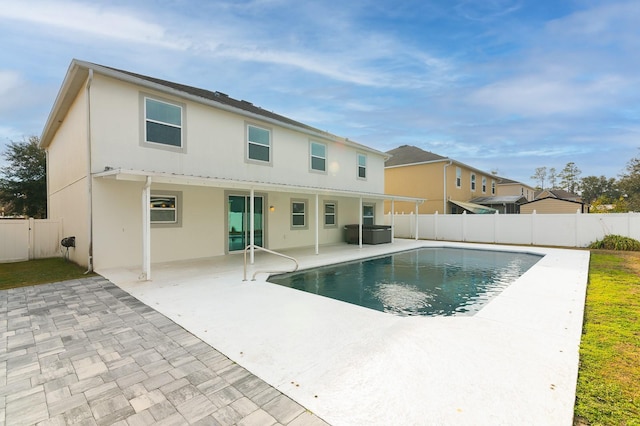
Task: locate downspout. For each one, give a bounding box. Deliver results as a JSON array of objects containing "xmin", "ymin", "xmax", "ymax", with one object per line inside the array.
[
  {"xmin": 84, "ymin": 69, "xmax": 94, "ymax": 273},
  {"xmin": 443, "ymin": 160, "xmax": 453, "ymax": 214}
]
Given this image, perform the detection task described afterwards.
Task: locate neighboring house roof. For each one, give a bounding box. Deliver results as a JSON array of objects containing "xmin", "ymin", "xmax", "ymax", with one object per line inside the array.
[
  {"xmin": 495, "ymin": 176, "xmax": 535, "ymax": 188},
  {"xmin": 449, "ymin": 199, "xmax": 497, "ymax": 214},
  {"xmin": 521, "ymin": 196, "xmax": 585, "ymax": 207},
  {"xmin": 470, "ymin": 195, "xmax": 528, "ymax": 204},
  {"xmin": 384, "ymin": 145, "xmax": 448, "ymax": 167},
  {"xmin": 535, "ymin": 189, "xmax": 582, "ymax": 202},
  {"xmin": 40, "ymin": 59, "xmax": 386, "ymax": 158}
]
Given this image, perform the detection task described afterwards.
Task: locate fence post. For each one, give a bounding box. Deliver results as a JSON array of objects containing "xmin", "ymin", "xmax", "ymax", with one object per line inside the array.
[
  {"xmin": 462, "ymin": 211, "xmax": 467, "ymax": 242},
  {"xmin": 531, "ymin": 210, "xmax": 536, "ymax": 245},
  {"xmin": 28, "ymin": 217, "xmax": 35, "ymax": 260},
  {"xmin": 434, "ymin": 211, "xmax": 438, "ymax": 241},
  {"xmin": 575, "ymin": 209, "xmax": 580, "ymax": 247},
  {"xmin": 494, "ymin": 210, "xmax": 499, "ymax": 243}
]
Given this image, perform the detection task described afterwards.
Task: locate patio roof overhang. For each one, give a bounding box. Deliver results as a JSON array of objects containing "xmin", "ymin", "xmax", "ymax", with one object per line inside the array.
[
  {"xmin": 94, "ymin": 168, "xmax": 425, "ymax": 281},
  {"xmin": 449, "ymin": 199, "xmax": 498, "ymax": 214},
  {"xmin": 93, "ymin": 168, "xmax": 425, "ymax": 204}
]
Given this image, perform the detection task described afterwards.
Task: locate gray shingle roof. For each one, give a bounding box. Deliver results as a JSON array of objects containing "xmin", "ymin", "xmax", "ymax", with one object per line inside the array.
[
  {"xmin": 385, "ymin": 145, "xmax": 448, "ymax": 167},
  {"xmin": 101, "ymin": 64, "xmax": 322, "ymax": 134}
]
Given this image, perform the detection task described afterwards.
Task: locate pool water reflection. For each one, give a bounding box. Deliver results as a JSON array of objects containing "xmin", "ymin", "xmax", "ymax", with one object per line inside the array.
[{"xmin": 268, "ymin": 248, "xmax": 542, "ymax": 316}]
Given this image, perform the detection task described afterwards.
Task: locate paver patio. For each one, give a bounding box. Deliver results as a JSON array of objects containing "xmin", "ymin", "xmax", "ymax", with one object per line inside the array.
[{"xmin": 0, "ymin": 276, "xmax": 328, "ymax": 426}]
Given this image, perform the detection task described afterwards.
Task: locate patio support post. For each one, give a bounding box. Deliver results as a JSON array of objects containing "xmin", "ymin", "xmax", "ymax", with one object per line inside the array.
[
  {"xmin": 142, "ymin": 176, "xmax": 151, "ymax": 280},
  {"xmin": 315, "ymin": 193, "xmax": 319, "ymax": 255},
  {"xmin": 250, "ymin": 188, "xmax": 255, "ymax": 264},
  {"xmin": 391, "ymin": 199, "xmax": 395, "ymax": 242},
  {"xmin": 415, "ymin": 201, "xmax": 419, "ymax": 240},
  {"xmin": 359, "ymin": 196, "xmax": 363, "ymax": 248}
]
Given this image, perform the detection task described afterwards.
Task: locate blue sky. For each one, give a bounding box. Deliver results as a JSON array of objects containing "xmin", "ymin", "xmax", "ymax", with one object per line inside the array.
[{"xmin": 1, "ymin": 0, "xmax": 638, "ymax": 186}]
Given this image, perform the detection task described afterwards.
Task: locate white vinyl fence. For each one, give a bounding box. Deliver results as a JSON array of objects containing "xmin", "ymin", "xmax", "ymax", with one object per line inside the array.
[
  {"xmin": 0, "ymin": 219, "xmax": 63, "ymax": 263},
  {"xmin": 386, "ymin": 212, "xmax": 640, "ymax": 248}
]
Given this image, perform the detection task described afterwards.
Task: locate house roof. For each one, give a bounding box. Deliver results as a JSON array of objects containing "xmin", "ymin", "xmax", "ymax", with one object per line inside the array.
[
  {"xmin": 449, "ymin": 199, "xmax": 497, "ymax": 214},
  {"xmin": 535, "ymin": 189, "xmax": 582, "ymax": 201},
  {"xmin": 470, "ymin": 195, "xmax": 528, "ymax": 204},
  {"xmin": 40, "ymin": 59, "xmax": 386, "ymax": 158},
  {"xmin": 384, "ymin": 145, "xmax": 448, "ymax": 167},
  {"xmin": 520, "ymin": 196, "xmax": 585, "ymax": 206}
]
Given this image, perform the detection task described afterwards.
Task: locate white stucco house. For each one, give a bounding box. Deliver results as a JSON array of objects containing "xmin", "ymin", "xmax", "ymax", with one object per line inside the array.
[{"xmin": 41, "ymin": 59, "xmax": 421, "ymax": 277}]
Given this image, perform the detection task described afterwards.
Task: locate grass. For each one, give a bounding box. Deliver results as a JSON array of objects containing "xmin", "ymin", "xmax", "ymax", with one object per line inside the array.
[
  {"xmin": 1, "ymin": 251, "xmax": 639, "ymax": 424},
  {"xmin": 574, "ymin": 250, "xmax": 640, "ymax": 425},
  {"xmin": 0, "ymin": 257, "xmax": 95, "ymax": 290}
]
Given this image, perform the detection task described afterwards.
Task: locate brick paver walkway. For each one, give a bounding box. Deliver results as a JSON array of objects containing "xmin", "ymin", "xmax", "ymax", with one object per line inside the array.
[{"xmin": 0, "ymin": 276, "xmax": 329, "ymax": 425}]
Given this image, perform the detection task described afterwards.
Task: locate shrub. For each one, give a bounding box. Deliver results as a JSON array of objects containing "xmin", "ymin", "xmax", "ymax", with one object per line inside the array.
[{"xmin": 589, "ymin": 234, "xmax": 640, "ymax": 251}]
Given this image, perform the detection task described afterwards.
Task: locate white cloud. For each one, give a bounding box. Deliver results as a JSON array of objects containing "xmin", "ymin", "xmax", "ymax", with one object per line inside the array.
[
  {"xmin": 0, "ymin": 1, "xmax": 187, "ymax": 49},
  {"xmin": 0, "ymin": 70, "xmax": 21, "ymax": 96}
]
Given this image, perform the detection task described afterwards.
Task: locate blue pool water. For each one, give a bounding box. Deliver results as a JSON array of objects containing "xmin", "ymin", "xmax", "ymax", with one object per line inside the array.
[{"xmin": 268, "ymin": 247, "xmax": 542, "ymax": 317}]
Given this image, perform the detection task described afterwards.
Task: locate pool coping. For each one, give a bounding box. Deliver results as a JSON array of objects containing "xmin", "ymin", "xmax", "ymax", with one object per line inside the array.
[{"xmin": 102, "ymin": 240, "xmax": 590, "ymax": 425}]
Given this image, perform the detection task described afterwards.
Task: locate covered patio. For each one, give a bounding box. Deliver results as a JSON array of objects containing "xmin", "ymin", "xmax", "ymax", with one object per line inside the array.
[{"xmin": 100, "ymin": 239, "xmax": 590, "ymax": 425}]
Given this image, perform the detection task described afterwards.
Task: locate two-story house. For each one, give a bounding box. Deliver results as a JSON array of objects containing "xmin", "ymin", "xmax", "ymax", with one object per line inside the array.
[
  {"xmin": 384, "ymin": 145, "xmax": 510, "ymax": 214},
  {"xmin": 40, "ymin": 60, "xmax": 420, "ymax": 277}
]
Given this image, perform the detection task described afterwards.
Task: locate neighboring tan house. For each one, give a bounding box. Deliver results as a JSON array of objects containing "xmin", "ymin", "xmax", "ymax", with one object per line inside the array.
[
  {"xmin": 520, "ymin": 189, "xmax": 588, "ymax": 214},
  {"xmin": 40, "ymin": 60, "xmax": 420, "ymax": 276},
  {"xmin": 384, "ymin": 145, "xmax": 517, "ymax": 214},
  {"xmin": 495, "ymin": 177, "xmax": 536, "ymax": 202}
]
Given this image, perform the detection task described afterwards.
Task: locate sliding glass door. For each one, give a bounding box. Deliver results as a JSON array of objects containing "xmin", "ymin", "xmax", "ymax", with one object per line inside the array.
[{"xmin": 228, "ymin": 195, "xmax": 264, "ymax": 252}]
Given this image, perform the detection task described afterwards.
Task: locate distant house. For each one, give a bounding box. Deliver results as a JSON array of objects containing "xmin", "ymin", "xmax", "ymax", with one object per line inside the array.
[
  {"xmin": 384, "ymin": 145, "xmax": 529, "ymax": 214},
  {"xmin": 40, "ymin": 60, "xmax": 420, "ymax": 276},
  {"xmin": 520, "ymin": 189, "xmax": 589, "ymax": 214},
  {"xmin": 535, "ymin": 189, "xmax": 582, "ymax": 202},
  {"xmin": 495, "ymin": 177, "xmax": 536, "ymax": 202},
  {"xmin": 520, "ymin": 189, "xmax": 588, "ymax": 214}
]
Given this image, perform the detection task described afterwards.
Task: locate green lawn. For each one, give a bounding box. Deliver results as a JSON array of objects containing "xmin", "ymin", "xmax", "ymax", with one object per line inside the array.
[
  {"xmin": 1, "ymin": 252, "xmax": 639, "ymax": 424},
  {"xmin": 574, "ymin": 251, "xmax": 640, "ymax": 425},
  {"xmin": 0, "ymin": 257, "xmax": 95, "ymax": 290}
]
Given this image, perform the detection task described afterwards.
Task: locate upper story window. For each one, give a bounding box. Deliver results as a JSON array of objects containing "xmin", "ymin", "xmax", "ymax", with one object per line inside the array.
[
  {"xmin": 456, "ymin": 167, "xmax": 462, "ymax": 188},
  {"xmin": 470, "ymin": 174, "xmax": 476, "ymax": 191},
  {"xmin": 145, "ymin": 97, "xmax": 182, "ymax": 148},
  {"xmin": 291, "ymin": 199, "xmax": 307, "ymax": 229},
  {"xmin": 482, "ymin": 177, "xmax": 487, "ymax": 193},
  {"xmin": 324, "ymin": 201, "xmax": 337, "ymax": 227},
  {"xmin": 491, "ymin": 181, "xmax": 496, "ymax": 195},
  {"xmin": 247, "ymin": 124, "xmax": 271, "ymax": 164},
  {"xmin": 357, "ymin": 153, "xmax": 367, "ymax": 179},
  {"xmin": 310, "ymin": 141, "xmax": 327, "ymax": 172}
]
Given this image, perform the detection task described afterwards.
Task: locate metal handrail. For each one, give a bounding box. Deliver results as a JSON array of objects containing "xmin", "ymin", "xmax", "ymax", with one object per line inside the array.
[{"xmin": 243, "ymin": 244, "xmax": 299, "ymax": 281}]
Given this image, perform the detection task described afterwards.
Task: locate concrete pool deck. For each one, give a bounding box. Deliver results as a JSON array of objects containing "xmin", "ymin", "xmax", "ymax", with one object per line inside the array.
[{"xmin": 101, "ymin": 240, "xmax": 590, "ymax": 425}]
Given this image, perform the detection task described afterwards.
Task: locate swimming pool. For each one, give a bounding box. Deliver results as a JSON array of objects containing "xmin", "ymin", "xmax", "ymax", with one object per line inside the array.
[{"xmin": 268, "ymin": 247, "xmax": 542, "ymax": 317}]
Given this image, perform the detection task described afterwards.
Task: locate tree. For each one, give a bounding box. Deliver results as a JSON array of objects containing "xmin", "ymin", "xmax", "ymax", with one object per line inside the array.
[
  {"xmin": 618, "ymin": 150, "xmax": 640, "ymax": 212},
  {"xmin": 580, "ymin": 175, "xmax": 620, "ymax": 205},
  {"xmin": 0, "ymin": 136, "xmax": 47, "ymax": 218},
  {"xmin": 548, "ymin": 167, "xmax": 558, "ymax": 189},
  {"xmin": 558, "ymin": 162, "xmax": 581, "ymax": 193},
  {"xmin": 531, "ymin": 167, "xmax": 547, "ymax": 190}
]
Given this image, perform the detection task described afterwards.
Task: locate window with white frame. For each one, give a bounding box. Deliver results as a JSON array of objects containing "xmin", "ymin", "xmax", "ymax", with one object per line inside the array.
[
  {"xmin": 491, "ymin": 180, "xmax": 496, "ymax": 195},
  {"xmin": 291, "ymin": 199, "xmax": 307, "ymax": 228},
  {"xmin": 362, "ymin": 204, "xmax": 375, "ymax": 225},
  {"xmin": 145, "ymin": 97, "xmax": 182, "ymax": 147},
  {"xmin": 357, "ymin": 153, "xmax": 367, "ymax": 179},
  {"xmin": 150, "ymin": 194, "xmax": 177, "ymax": 224},
  {"xmin": 456, "ymin": 167, "xmax": 461, "ymax": 188},
  {"xmin": 470, "ymin": 173, "xmax": 476, "ymax": 191},
  {"xmin": 247, "ymin": 124, "xmax": 271, "ymax": 163},
  {"xmin": 310, "ymin": 141, "xmax": 327, "ymax": 172},
  {"xmin": 482, "ymin": 177, "xmax": 487, "ymax": 193},
  {"xmin": 324, "ymin": 201, "xmax": 337, "ymax": 227}
]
